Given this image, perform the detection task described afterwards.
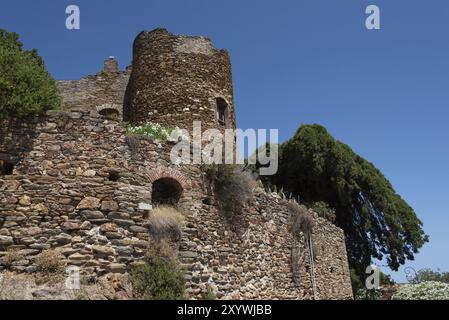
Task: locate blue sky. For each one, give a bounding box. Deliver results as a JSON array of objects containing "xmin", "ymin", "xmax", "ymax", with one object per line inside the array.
[{"xmin": 1, "ymin": 0, "xmax": 448, "ymax": 283}]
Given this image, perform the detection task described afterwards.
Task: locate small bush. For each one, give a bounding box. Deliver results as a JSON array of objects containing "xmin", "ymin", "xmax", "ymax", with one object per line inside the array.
[
  {"xmin": 355, "ymin": 288, "xmax": 383, "ymax": 300},
  {"xmin": 0, "ymin": 29, "xmax": 60, "ymax": 116},
  {"xmin": 35, "ymin": 249, "xmax": 65, "ymax": 274},
  {"xmin": 393, "ymin": 281, "xmax": 449, "ymax": 300},
  {"xmin": 147, "ymin": 206, "xmax": 185, "ymax": 241},
  {"xmin": 310, "ymin": 201, "xmax": 336, "ymax": 223},
  {"xmin": 287, "ymin": 200, "xmax": 314, "ymax": 238},
  {"xmin": 2, "ymin": 248, "xmax": 25, "ymax": 268},
  {"xmin": 206, "ymin": 164, "xmax": 255, "ymax": 221},
  {"xmin": 204, "ymin": 286, "xmax": 216, "ymax": 300},
  {"xmin": 130, "ymin": 242, "xmax": 185, "ymax": 300}
]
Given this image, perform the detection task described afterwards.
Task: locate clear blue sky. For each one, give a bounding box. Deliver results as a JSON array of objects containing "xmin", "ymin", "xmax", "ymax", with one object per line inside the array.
[{"xmin": 1, "ymin": 0, "xmax": 448, "ymax": 283}]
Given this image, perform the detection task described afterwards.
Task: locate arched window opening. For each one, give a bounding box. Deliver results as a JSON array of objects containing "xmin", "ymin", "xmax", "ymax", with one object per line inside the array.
[
  {"xmin": 99, "ymin": 108, "xmax": 120, "ymax": 119},
  {"xmin": 0, "ymin": 160, "xmax": 14, "ymax": 176},
  {"xmin": 152, "ymin": 178, "xmax": 183, "ymax": 206},
  {"xmin": 216, "ymin": 98, "xmax": 229, "ymax": 127}
]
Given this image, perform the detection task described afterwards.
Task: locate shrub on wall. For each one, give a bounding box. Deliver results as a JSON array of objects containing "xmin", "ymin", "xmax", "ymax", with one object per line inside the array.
[
  {"xmin": 123, "ymin": 122, "xmax": 175, "ymax": 141},
  {"xmin": 130, "ymin": 242, "xmax": 185, "ymax": 300},
  {"xmin": 393, "ymin": 281, "xmax": 449, "ymax": 300},
  {"xmin": 206, "ymin": 164, "xmax": 256, "ymax": 221},
  {"xmin": 0, "ymin": 29, "xmax": 60, "ymax": 116},
  {"xmin": 287, "ymin": 200, "xmax": 314, "ymax": 238},
  {"xmin": 35, "ymin": 249, "xmax": 66, "ymax": 274},
  {"xmin": 310, "ymin": 201, "xmax": 336, "ymax": 223}
]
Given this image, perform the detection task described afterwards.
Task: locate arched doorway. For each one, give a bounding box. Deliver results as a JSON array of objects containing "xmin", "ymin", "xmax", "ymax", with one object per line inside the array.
[{"xmin": 151, "ymin": 177, "xmax": 183, "ymax": 206}]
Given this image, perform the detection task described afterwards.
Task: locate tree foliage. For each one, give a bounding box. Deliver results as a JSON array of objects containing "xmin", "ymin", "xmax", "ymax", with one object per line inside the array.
[
  {"xmin": 270, "ymin": 124, "xmax": 428, "ymax": 275},
  {"xmin": 410, "ymin": 268, "xmax": 449, "ymax": 284},
  {"xmin": 130, "ymin": 243, "xmax": 185, "ymax": 300},
  {"xmin": 0, "ymin": 29, "xmax": 60, "ymax": 116}
]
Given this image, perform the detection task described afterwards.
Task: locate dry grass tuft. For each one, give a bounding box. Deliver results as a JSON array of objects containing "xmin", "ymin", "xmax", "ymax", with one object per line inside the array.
[
  {"xmin": 2, "ymin": 248, "xmax": 25, "ymax": 269},
  {"xmin": 147, "ymin": 206, "xmax": 185, "ymax": 241},
  {"xmin": 35, "ymin": 249, "xmax": 66, "ymax": 274},
  {"xmin": 288, "ymin": 200, "xmax": 315, "ymax": 237}
]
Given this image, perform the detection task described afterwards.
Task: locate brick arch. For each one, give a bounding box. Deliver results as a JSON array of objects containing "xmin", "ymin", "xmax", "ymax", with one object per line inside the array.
[
  {"xmin": 96, "ymin": 103, "xmax": 122, "ymax": 115},
  {"xmin": 148, "ymin": 167, "xmax": 191, "ymax": 190}
]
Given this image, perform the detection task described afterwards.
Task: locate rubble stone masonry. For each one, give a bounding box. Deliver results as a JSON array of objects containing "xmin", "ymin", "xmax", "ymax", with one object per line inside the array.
[{"xmin": 0, "ymin": 111, "xmax": 352, "ymax": 299}]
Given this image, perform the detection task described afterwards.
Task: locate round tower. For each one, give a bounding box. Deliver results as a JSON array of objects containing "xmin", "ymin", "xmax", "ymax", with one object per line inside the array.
[{"xmin": 123, "ymin": 28, "xmax": 236, "ymax": 133}]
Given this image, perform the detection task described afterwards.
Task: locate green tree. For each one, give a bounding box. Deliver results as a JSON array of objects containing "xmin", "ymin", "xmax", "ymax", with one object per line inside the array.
[
  {"xmin": 270, "ymin": 124, "xmax": 428, "ymax": 276},
  {"xmin": 410, "ymin": 268, "xmax": 449, "ymax": 284},
  {"xmin": 0, "ymin": 29, "xmax": 60, "ymax": 116}
]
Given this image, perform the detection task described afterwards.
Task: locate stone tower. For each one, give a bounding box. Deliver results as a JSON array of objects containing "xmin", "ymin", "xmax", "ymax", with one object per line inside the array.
[{"xmin": 123, "ymin": 28, "xmax": 236, "ymax": 133}]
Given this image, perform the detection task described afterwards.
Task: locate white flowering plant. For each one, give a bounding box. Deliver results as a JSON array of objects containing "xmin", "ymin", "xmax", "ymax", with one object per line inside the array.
[
  {"xmin": 123, "ymin": 122, "xmax": 174, "ymax": 141},
  {"xmin": 393, "ymin": 281, "xmax": 449, "ymax": 300}
]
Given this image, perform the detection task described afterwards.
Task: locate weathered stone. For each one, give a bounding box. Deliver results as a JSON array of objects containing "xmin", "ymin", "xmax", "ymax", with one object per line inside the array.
[
  {"xmin": 100, "ymin": 223, "xmax": 118, "ymax": 233},
  {"xmin": 0, "ymin": 236, "xmax": 14, "ymax": 247},
  {"xmin": 101, "ymin": 201, "xmax": 119, "ymax": 212},
  {"xmin": 104, "ymin": 232, "xmax": 122, "ymax": 240},
  {"xmin": 54, "ymin": 233, "xmax": 72, "ymax": 245},
  {"xmin": 19, "ymin": 195, "xmax": 31, "ymax": 206},
  {"xmin": 108, "ymin": 263, "xmax": 127, "ymax": 274},
  {"xmin": 92, "ymin": 245, "xmax": 115, "ymax": 258},
  {"xmin": 80, "ymin": 221, "xmax": 92, "ymax": 230},
  {"xmin": 113, "ymin": 219, "xmax": 135, "ymax": 227},
  {"xmin": 26, "ymin": 227, "xmax": 42, "ymax": 237},
  {"xmin": 62, "ymin": 222, "xmax": 81, "ymax": 231},
  {"xmin": 129, "ymin": 226, "xmax": 147, "ymax": 234},
  {"xmin": 59, "ymin": 247, "xmax": 79, "ymax": 257},
  {"xmin": 68, "ymin": 253, "xmax": 91, "ymax": 261},
  {"xmin": 108, "ymin": 212, "xmax": 130, "ymax": 220},
  {"xmin": 82, "ymin": 170, "xmax": 96, "ymax": 177},
  {"xmin": 81, "ymin": 211, "xmax": 104, "ymax": 220},
  {"xmin": 115, "ymin": 246, "xmax": 133, "ymax": 256},
  {"xmin": 76, "ymin": 197, "xmax": 101, "ymax": 210},
  {"xmin": 29, "ymin": 243, "xmax": 51, "ymax": 250}
]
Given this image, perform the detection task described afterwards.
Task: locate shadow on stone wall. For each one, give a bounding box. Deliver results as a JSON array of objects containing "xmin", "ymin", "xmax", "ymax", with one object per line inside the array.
[{"xmin": 0, "ymin": 114, "xmax": 47, "ymax": 165}]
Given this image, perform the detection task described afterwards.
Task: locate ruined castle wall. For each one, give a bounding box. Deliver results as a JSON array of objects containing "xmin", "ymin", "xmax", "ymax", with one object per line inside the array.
[
  {"xmin": 186, "ymin": 190, "xmax": 353, "ymax": 300},
  {"xmin": 0, "ymin": 111, "xmax": 352, "ymax": 300},
  {"xmin": 123, "ymin": 29, "xmax": 237, "ymax": 132},
  {"xmin": 58, "ymin": 58, "xmax": 130, "ymax": 116}
]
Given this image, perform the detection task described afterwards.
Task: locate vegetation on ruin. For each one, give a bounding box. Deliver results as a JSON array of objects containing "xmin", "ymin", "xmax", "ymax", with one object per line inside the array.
[
  {"xmin": 263, "ymin": 124, "xmax": 428, "ymax": 277},
  {"xmin": 0, "ymin": 29, "xmax": 60, "ymax": 116},
  {"xmin": 34, "ymin": 249, "xmax": 66, "ymax": 274},
  {"xmin": 123, "ymin": 122, "xmax": 182, "ymax": 141},
  {"xmin": 206, "ymin": 164, "xmax": 256, "ymax": 221},
  {"xmin": 147, "ymin": 206, "xmax": 185, "ymax": 241},
  {"xmin": 310, "ymin": 201, "xmax": 336, "ymax": 223},
  {"xmin": 287, "ymin": 200, "xmax": 314, "ymax": 238},
  {"xmin": 130, "ymin": 242, "xmax": 185, "ymax": 300}
]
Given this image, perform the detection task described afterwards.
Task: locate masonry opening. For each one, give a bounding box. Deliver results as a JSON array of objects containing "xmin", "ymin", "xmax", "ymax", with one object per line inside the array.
[
  {"xmin": 152, "ymin": 178, "xmax": 183, "ymax": 206},
  {"xmin": 216, "ymin": 98, "xmax": 229, "ymax": 127},
  {"xmin": 108, "ymin": 170, "xmax": 120, "ymax": 182},
  {"xmin": 99, "ymin": 108, "xmax": 120, "ymax": 120},
  {"xmin": 0, "ymin": 160, "xmax": 14, "ymax": 175}
]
